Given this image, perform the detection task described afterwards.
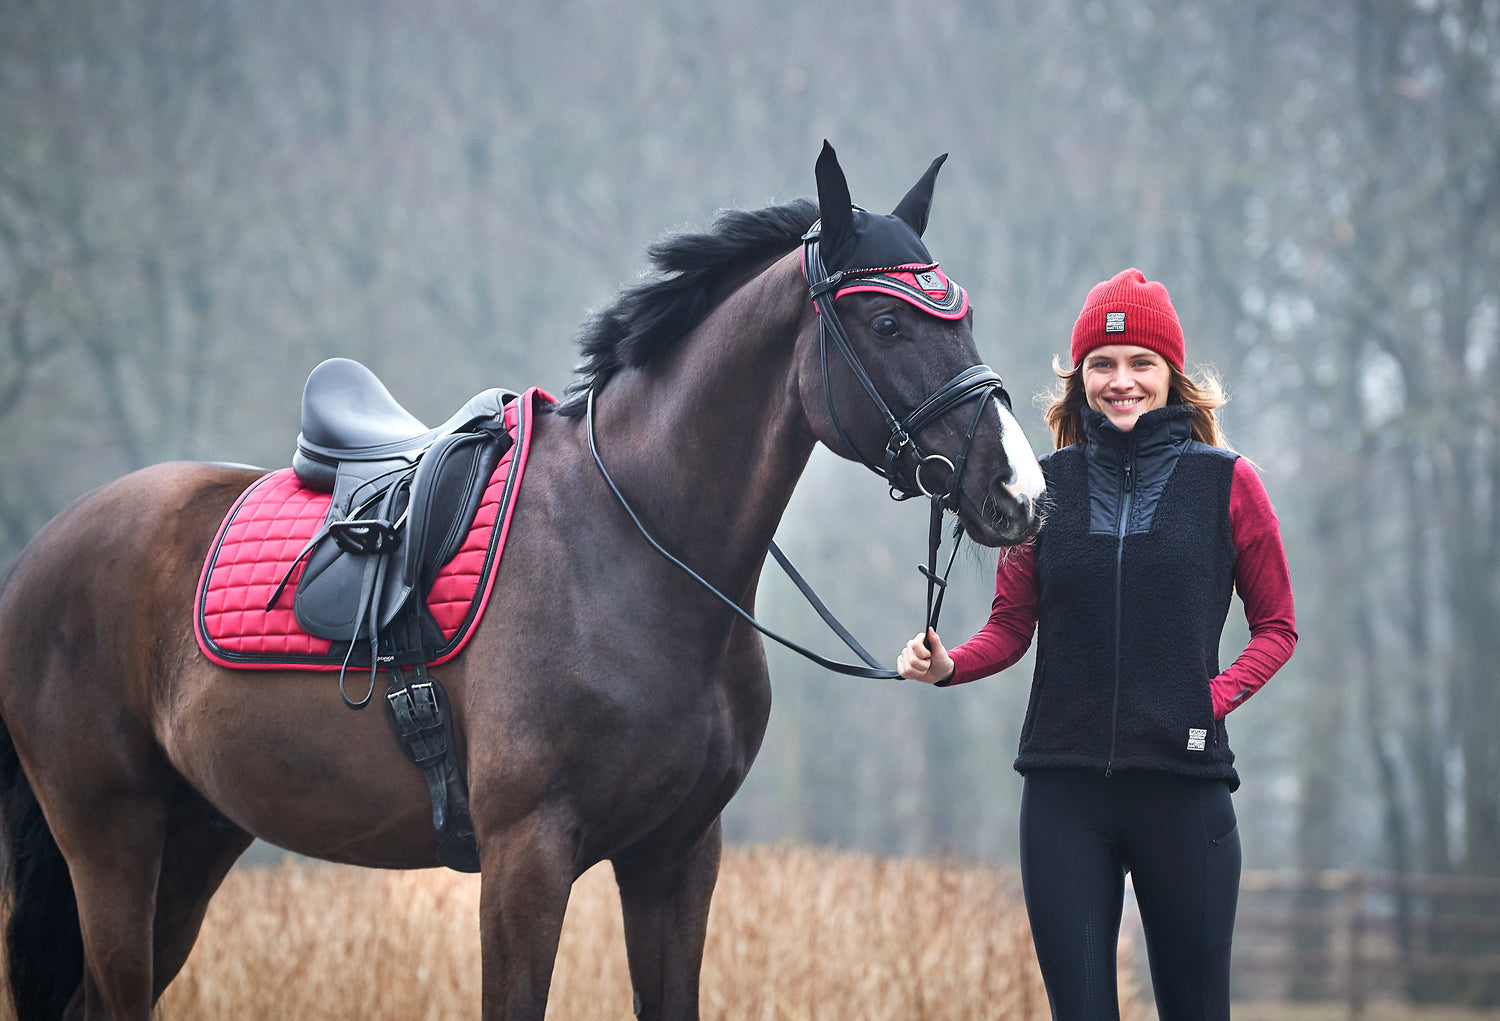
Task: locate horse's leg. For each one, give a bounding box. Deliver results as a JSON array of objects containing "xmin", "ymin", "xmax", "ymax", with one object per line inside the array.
[
  {"xmin": 477, "ymin": 817, "xmax": 577, "ymax": 1020},
  {"xmin": 52, "ymin": 789, "xmax": 170, "ymax": 1021},
  {"xmin": 150, "ymin": 786, "xmax": 254, "ymax": 999},
  {"xmin": 612, "ymin": 818, "xmax": 723, "ymax": 1021}
]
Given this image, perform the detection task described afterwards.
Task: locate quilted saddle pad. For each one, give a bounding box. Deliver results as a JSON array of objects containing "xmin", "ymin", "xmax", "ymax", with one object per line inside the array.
[{"xmin": 195, "ymin": 387, "xmax": 550, "ymax": 670}]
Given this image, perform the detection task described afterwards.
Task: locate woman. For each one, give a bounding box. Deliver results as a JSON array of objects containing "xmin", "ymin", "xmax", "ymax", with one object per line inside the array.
[{"xmin": 897, "ymin": 268, "xmax": 1296, "ymax": 1021}]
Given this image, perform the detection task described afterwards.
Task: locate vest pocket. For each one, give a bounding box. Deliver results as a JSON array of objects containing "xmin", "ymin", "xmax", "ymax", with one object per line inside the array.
[{"xmin": 1193, "ymin": 675, "xmax": 1218, "ymax": 752}]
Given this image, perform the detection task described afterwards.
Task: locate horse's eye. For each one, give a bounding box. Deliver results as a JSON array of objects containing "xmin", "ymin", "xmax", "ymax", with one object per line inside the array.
[{"xmin": 871, "ymin": 315, "xmax": 901, "ymax": 338}]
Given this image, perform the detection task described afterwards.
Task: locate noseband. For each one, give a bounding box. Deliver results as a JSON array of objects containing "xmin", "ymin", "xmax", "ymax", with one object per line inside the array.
[{"xmin": 586, "ymin": 229, "xmax": 1018, "ymax": 680}]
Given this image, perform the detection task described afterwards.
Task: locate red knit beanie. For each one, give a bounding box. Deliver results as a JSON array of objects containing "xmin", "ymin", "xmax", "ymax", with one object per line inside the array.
[{"xmin": 1070, "ymin": 268, "xmax": 1185, "ymax": 370}]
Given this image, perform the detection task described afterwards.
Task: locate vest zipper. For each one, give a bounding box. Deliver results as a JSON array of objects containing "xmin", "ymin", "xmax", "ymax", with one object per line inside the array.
[{"xmin": 1107, "ymin": 437, "xmax": 1136, "ymax": 778}]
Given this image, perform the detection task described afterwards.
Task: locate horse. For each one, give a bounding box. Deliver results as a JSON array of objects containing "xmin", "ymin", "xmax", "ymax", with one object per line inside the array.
[{"xmin": 0, "ymin": 143, "xmax": 1045, "ymax": 1020}]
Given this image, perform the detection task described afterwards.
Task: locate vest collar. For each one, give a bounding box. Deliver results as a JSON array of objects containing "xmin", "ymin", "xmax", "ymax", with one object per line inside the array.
[{"xmin": 1083, "ymin": 403, "xmax": 1194, "ymax": 460}]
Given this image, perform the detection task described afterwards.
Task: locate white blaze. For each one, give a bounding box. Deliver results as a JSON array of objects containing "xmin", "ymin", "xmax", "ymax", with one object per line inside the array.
[{"xmin": 997, "ymin": 399, "xmax": 1046, "ymax": 504}]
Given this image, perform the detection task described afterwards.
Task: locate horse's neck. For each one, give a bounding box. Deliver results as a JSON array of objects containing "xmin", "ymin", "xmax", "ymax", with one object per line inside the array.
[{"xmin": 595, "ymin": 253, "xmax": 815, "ymax": 593}]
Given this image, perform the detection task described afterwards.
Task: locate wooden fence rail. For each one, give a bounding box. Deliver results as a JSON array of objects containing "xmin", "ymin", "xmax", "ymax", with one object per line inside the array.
[{"xmin": 1234, "ymin": 868, "xmax": 1500, "ymax": 1016}]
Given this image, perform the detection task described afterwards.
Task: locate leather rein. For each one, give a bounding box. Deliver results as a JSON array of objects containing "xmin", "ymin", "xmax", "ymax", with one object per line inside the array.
[{"xmin": 586, "ymin": 229, "xmax": 1011, "ymax": 680}]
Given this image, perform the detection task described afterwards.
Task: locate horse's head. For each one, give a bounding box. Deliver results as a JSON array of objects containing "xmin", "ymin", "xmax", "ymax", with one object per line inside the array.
[{"xmin": 796, "ymin": 142, "xmax": 1045, "ymax": 547}]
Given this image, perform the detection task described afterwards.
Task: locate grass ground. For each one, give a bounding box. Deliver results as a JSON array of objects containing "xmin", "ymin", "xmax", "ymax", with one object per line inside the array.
[
  {"xmin": 151, "ymin": 845, "xmax": 1116, "ymax": 1020},
  {"xmin": 4, "ymin": 845, "xmax": 1493, "ymax": 1019}
]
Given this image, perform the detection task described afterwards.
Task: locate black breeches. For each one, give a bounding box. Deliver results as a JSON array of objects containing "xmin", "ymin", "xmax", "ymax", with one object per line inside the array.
[{"xmin": 1019, "ymin": 769, "xmax": 1241, "ymax": 1021}]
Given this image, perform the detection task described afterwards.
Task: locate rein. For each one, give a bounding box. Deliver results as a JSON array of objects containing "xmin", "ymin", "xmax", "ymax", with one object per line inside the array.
[
  {"xmin": 584, "ymin": 230, "xmax": 1013, "ymax": 681},
  {"xmin": 587, "ymin": 390, "xmax": 894, "ymax": 678}
]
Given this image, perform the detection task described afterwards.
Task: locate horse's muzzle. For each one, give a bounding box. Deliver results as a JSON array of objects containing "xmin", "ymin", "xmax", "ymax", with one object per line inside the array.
[{"xmin": 960, "ymin": 474, "xmax": 1046, "ymax": 547}]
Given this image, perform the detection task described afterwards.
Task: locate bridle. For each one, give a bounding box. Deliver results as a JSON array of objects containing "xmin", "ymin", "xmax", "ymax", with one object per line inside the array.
[
  {"xmin": 801, "ymin": 223, "xmax": 1015, "ymax": 647},
  {"xmin": 586, "ymin": 226, "xmax": 1014, "ymax": 680},
  {"xmin": 802, "ymin": 223, "xmax": 1011, "ymax": 510}
]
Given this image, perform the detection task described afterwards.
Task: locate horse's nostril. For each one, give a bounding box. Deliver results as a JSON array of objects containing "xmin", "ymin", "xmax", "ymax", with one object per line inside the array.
[{"xmin": 1001, "ymin": 479, "xmax": 1035, "ymax": 510}]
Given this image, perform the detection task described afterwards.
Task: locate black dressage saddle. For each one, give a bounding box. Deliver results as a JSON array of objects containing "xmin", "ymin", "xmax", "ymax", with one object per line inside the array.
[
  {"xmin": 287, "ymin": 357, "xmax": 518, "ymax": 655},
  {"xmin": 275, "ymin": 357, "xmax": 519, "ymax": 873}
]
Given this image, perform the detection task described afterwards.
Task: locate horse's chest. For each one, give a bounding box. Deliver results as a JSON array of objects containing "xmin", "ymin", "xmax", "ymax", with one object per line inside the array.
[{"xmin": 573, "ymin": 664, "xmax": 769, "ymax": 840}]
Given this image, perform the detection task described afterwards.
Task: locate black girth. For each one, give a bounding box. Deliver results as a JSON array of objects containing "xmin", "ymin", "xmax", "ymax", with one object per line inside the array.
[{"xmin": 586, "ymin": 230, "xmax": 1012, "ymax": 680}]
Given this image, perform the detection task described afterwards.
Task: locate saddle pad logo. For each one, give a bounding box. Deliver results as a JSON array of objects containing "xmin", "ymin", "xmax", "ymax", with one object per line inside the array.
[
  {"xmin": 1187, "ymin": 728, "xmax": 1208, "ymax": 752},
  {"xmin": 1105, "ymin": 311, "xmax": 1126, "ymax": 333}
]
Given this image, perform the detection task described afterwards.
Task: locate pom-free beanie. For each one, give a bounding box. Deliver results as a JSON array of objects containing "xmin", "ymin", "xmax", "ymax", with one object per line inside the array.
[{"xmin": 1070, "ymin": 268, "xmax": 1185, "ymax": 370}]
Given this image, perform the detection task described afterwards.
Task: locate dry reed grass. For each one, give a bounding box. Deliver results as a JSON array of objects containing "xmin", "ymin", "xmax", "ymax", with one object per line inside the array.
[{"xmin": 9, "ymin": 846, "xmax": 1150, "ymax": 1019}]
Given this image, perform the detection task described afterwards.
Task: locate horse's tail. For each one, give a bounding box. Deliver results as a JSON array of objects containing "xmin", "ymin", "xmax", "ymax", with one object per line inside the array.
[{"xmin": 0, "ymin": 709, "xmax": 83, "ymax": 1020}]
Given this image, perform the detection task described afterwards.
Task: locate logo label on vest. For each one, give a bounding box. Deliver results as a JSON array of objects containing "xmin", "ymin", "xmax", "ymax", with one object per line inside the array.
[
  {"xmin": 1187, "ymin": 728, "xmax": 1207, "ymax": 752},
  {"xmin": 1105, "ymin": 311, "xmax": 1126, "ymax": 333}
]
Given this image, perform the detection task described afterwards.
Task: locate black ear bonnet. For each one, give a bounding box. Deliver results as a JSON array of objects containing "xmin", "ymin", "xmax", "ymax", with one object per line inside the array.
[{"xmin": 803, "ymin": 141, "xmax": 969, "ymax": 321}]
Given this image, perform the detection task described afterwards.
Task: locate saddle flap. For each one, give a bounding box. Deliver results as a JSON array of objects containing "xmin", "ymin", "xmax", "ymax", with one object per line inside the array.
[
  {"xmin": 293, "ymin": 468, "xmax": 414, "ymax": 641},
  {"xmin": 289, "ymin": 417, "xmax": 512, "ymax": 646}
]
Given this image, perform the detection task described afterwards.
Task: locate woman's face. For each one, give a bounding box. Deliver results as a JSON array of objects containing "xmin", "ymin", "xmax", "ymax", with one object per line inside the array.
[{"xmin": 1082, "ymin": 344, "xmax": 1171, "ymax": 433}]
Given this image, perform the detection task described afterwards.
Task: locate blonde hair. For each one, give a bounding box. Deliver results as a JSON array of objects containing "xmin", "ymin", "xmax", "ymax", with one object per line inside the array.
[{"xmin": 1042, "ymin": 354, "xmax": 1231, "ymax": 451}]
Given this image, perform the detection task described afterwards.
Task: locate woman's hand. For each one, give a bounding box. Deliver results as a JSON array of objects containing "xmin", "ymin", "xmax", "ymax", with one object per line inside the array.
[{"xmin": 897, "ymin": 628, "xmax": 954, "ymax": 684}]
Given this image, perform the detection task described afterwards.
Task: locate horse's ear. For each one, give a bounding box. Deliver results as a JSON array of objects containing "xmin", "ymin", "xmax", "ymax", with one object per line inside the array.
[
  {"xmin": 891, "ymin": 153, "xmax": 948, "ymax": 237},
  {"xmin": 815, "ymin": 140, "xmax": 854, "ymax": 256}
]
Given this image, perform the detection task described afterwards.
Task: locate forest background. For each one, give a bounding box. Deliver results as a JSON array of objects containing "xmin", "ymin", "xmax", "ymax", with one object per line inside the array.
[{"xmin": 2, "ymin": 0, "xmax": 1497, "ymax": 894}]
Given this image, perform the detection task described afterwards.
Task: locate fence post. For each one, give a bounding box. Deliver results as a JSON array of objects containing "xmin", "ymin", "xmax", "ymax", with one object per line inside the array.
[{"xmin": 1347, "ymin": 867, "xmax": 1366, "ymax": 1021}]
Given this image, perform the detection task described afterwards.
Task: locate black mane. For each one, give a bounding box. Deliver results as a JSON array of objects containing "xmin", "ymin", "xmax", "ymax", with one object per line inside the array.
[{"xmin": 550, "ymin": 198, "xmax": 819, "ymax": 417}]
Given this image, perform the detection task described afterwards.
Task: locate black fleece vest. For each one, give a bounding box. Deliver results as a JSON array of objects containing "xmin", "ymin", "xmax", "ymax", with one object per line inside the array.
[{"xmin": 1016, "ymin": 404, "xmax": 1243, "ymax": 789}]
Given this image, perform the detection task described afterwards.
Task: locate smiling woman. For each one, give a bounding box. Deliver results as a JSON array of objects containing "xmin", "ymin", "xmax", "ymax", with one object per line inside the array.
[
  {"xmin": 895, "ymin": 267, "xmax": 1298, "ymax": 1021},
  {"xmin": 1081, "ymin": 346, "xmax": 1170, "ymax": 429}
]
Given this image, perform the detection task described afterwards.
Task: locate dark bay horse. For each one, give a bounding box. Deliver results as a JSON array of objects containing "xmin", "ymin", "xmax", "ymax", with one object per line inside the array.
[{"xmin": 0, "ymin": 144, "xmax": 1044, "ymax": 1020}]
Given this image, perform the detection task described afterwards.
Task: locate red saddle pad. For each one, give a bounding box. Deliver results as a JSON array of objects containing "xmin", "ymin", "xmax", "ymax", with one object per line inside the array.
[{"xmin": 195, "ymin": 387, "xmax": 551, "ymax": 670}]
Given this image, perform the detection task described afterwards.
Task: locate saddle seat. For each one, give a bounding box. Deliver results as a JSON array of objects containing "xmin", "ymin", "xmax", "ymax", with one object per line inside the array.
[{"xmin": 293, "ymin": 357, "xmax": 517, "ymax": 491}]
